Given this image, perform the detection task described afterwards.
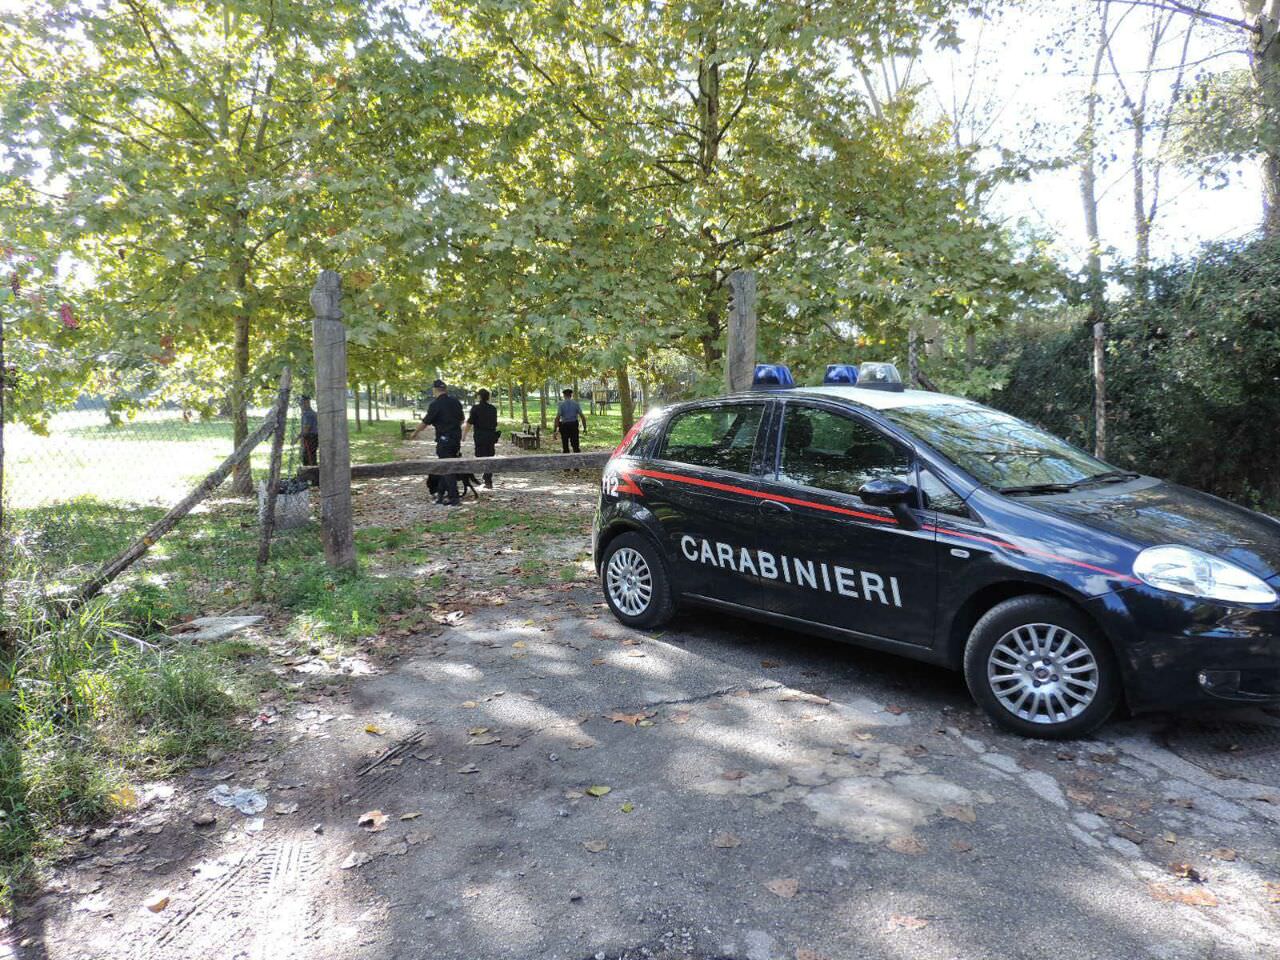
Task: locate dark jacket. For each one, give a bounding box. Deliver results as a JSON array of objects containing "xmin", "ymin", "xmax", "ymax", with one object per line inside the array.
[
  {"xmin": 467, "ymin": 402, "xmax": 499, "ymax": 438},
  {"xmin": 423, "ymin": 393, "xmax": 464, "ymax": 439}
]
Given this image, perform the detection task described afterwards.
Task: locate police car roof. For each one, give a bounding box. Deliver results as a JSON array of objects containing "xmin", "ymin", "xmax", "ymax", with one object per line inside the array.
[{"xmin": 728, "ymin": 385, "xmax": 978, "ymax": 411}]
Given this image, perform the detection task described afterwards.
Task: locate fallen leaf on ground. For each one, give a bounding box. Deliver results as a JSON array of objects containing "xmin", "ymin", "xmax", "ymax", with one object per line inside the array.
[
  {"xmin": 780, "ymin": 692, "xmax": 831, "ymax": 705},
  {"xmin": 1171, "ymin": 863, "xmax": 1204, "ymax": 883},
  {"xmin": 1097, "ymin": 804, "xmax": 1131, "ymax": 819},
  {"xmin": 273, "ymin": 802, "xmax": 299, "ymax": 816},
  {"xmin": 357, "ymin": 810, "xmax": 388, "ymax": 832},
  {"xmin": 585, "ymin": 784, "xmax": 612, "ymax": 797},
  {"xmin": 1163, "ymin": 832, "xmax": 1178, "ymax": 844},
  {"xmin": 340, "ymin": 851, "xmax": 371, "ymax": 870},
  {"xmin": 512, "ymin": 640, "xmax": 526, "ymax": 649},
  {"xmin": 591, "ymin": 658, "xmax": 607, "ymax": 666},
  {"xmin": 765, "ymin": 877, "xmax": 799, "ymax": 899},
  {"xmin": 951, "ymin": 839, "xmax": 974, "ymax": 853},
  {"xmin": 1210, "ymin": 848, "xmax": 1237, "ymax": 861},
  {"xmin": 364, "ymin": 724, "xmax": 384, "ymax": 736},
  {"xmin": 721, "ymin": 769, "xmax": 746, "ymax": 781},
  {"xmin": 1066, "ymin": 788, "xmax": 1096, "ymax": 805},
  {"xmin": 884, "ymin": 704, "xmax": 906, "ymax": 715},
  {"xmin": 795, "ymin": 950, "xmax": 828, "ymax": 960},
  {"xmin": 941, "ymin": 804, "xmax": 976, "ymax": 823},
  {"xmin": 621, "ymin": 637, "xmax": 642, "ymax": 646},
  {"xmin": 469, "ymin": 735, "xmax": 501, "ymax": 746},
  {"xmin": 607, "ymin": 711, "xmax": 654, "ymax": 726},
  {"xmin": 887, "ymin": 835, "xmax": 927, "ymax": 855},
  {"xmin": 713, "ymin": 832, "xmax": 741, "ymax": 848},
  {"xmin": 669, "ymin": 710, "xmax": 692, "ymax": 724},
  {"xmin": 400, "ymin": 812, "xmax": 421, "ymax": 821},
  {"xmin": 1265, "ymin": 881, "xmax": 1280, "ymax": 903},
  {"xmin": 620, "ymin": 802, "xmax": 634, "ymax": 813},
  {"xmin": 904, "ymin": 744, "xmax": 928, "ymax": 757},
  {"xmin": 143, "ymin": 891, "xmax": 169, "ymax": 913},
  {"xmin": 732, "ymin": 689, "xmax": 751, "ymax": 698},
  {"xmin": 109, "ymin": 786, "xmax": 139, "ymax": 810},
  {"xmin": 461, "ymin": 700, "xmax": 478, "ymax": 708},
  {"xmin": 468, "ymin": 726, "xmax": 490, "ymax": 736},
  {"xmin": 456, "ymin": 764, "xmax": 479, "ymax": 774},
  {"xmin": 1150, "ymin": 883, "xmax": 1218, "ymax": 907},
  {"xmin": 583, "ymin": 839, "xmax": 608, "ymax": 853},
  {"xmin": 888, "ymin": 915, "xmax": 928, "ymax": 930}
]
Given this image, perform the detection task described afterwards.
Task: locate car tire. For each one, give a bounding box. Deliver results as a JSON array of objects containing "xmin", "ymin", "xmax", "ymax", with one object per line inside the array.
[
  {"xmin": 963, "ymin": 595, "xmax": 1120, "ymax": 739},
  {"xmin": 600, "ymin": 531, "xmax": 675, "ymax": 630}
]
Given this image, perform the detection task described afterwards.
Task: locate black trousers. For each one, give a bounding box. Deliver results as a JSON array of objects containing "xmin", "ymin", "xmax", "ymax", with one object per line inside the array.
[
  {"xmin": 560, "ymin": 421, "xmax": 581, "ymax": 453},
  {"xmin": 301, "ymin": 434, "xmax": 318, "ymax": 466},
  {"xmin": 474, "ymin": 436, "xmax": 495, "ymax": 485},
  {"xmin": 434, "ymin": 433, "xmax": 461, "ymax": 502}
]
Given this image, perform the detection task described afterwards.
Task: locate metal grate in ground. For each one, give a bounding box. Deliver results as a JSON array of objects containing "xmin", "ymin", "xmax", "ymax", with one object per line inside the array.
[{"xmin": 1160, "ymin": 708, "xmax": 1280, "ymax": 787}]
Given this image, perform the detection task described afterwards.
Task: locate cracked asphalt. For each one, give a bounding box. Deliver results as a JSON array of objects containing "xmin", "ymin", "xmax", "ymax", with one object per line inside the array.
[{"xmin": 19, "ymin": 476, "xmax": 1280, "ymax": 960}]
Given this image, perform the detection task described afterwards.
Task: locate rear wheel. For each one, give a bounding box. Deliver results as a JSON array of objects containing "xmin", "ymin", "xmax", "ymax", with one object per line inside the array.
[
  {"xmin": 963, "ymin": 595, "xmax": 1119, "ymax": 739},
  {"xmin": 600, "ymin": 532, "xmax": 675, "ymax": 629}
]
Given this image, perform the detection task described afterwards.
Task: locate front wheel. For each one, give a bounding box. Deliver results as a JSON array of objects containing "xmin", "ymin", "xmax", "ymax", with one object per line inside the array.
[
  {"xmin": 600, "ymin": 532, "xmax": 675, "ymax": 629},
  {"xmin": 963, "ymin": 595, "xmax": 1120, "ymax": 739}
]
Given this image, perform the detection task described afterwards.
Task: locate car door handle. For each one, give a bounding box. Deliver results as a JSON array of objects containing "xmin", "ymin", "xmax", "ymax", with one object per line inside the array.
[
  {"xmin": 640, "ymin": 476, "xmax": 664, "ymax": 490},
  {"xmin": 759, "ymin": 499, "xmax": 791, "ymax": 514}
]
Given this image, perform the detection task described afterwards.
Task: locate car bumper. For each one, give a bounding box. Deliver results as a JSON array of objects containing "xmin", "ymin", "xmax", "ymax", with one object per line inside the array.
[{"xmin": 1087, "ymin": 584, "xmax": 1280, "ymax": 713}]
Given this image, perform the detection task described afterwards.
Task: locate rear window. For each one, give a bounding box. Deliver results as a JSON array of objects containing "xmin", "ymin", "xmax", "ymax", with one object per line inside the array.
[{"xmin": 658, "ymin": 404, "xmax": 765, "ymax": 475}]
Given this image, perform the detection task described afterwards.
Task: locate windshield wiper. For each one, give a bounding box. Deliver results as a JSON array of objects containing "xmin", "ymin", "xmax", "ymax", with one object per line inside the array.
[
  {"xmin": 998, "ymin": 471, "xmax": 1141, "ymax": 497},
  {"xmin": 997, "ymin": 482, "xmax": 1075, "ymax": 496},
  {"xmin": 1067, "ymin": 470, "xmax": 1140, "ymax": 487}
]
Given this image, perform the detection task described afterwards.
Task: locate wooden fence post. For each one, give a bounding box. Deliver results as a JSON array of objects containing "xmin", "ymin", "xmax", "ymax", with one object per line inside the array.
[
  {"xmin": 254, "ymin": 367, "xmax": 293, "ymax": 594},
  {"xmin": 725, "ymin": 269, "xmax": 758, "ymax": 393},
  {"xmin": 311, "ymin": 270, "xmax": 357, "ymax": 571}
]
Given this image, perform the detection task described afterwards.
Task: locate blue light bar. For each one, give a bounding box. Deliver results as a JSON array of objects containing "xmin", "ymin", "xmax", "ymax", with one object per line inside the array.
[
  {"xmin": 823, "ymin": 363, "xmax": 859, "ymax": 385},
  {"xmin": 751, "ymin": 363, "xmax": 795, "ymax": 390}
]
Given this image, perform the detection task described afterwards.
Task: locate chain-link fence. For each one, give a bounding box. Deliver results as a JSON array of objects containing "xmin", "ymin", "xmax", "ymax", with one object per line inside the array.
[{"xmin": 4, "ymin": 390, "xmax": 311, "ymax": 608}]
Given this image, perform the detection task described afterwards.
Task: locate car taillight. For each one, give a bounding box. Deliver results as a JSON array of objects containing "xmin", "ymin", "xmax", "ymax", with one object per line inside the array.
[{"xmin": 612, "ymin": 416, "xmax": 647, "ymax": 458}]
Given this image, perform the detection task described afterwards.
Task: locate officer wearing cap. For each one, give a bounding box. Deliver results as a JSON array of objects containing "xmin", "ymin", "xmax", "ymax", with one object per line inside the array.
[{"xmin": 410, "ymin": 378, "xmax": 465, "ymax": 506}]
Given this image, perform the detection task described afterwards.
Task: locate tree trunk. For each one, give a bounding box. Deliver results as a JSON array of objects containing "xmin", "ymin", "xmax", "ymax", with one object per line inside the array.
[
  {"xmin": 540, "ymin": 380, "xmax": 548, "ymax": 430},
  {"xmin": 230, "ymin": 310, "xmax": 253, "ymax": 496},
  {"xmin": 353, "ymin": 381, "xmax": 361, "ymax": 432},
  {"xmin": 617, "ymin": 363, "xmax": 635, "ymax": 432},
  {"xmin": 0, "ymin": 309, "xmax": 5, "ymax": 546},
  {"xmin": 367, "ymin": 384, "xmax": 373, "ymax": 423},
  {"xmin": 1082, "ymin": 4, "xmax": 1109, "ymax": 457},
  {"xmin": 520, "ymin": 384, "xmax": 528, "ymax": 423},
  {"xmin": 696, "ymin": 24, "xmax": 724, "ymax": 373},
  {"xmin": 508, "ymin": 382, "xmax": 515, "ymax": 419},
  {"xmin": 1245, "ymin": 2, "xmax": 1280, "ymax": 236},
  {"xmin": 907, "ymin": 324, "xmax": 920, "ymax": 387}
]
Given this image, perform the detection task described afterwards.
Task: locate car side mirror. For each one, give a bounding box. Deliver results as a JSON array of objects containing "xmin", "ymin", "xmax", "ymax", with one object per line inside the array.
[{"xmin": 858, "ymin": 479, "xmax": 921, "ymax": 530}]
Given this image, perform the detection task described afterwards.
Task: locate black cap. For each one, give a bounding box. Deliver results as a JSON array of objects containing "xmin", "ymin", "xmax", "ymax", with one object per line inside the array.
[{"xmin": 432, "ymin": 379, "xmax": 447, "ymax": 389}]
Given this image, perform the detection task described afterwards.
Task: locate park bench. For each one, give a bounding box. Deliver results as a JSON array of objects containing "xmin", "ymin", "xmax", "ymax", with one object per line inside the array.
[
  {"xmin": 511, "ymin": 422, "xmax": 541, "ymax": 450},
  {"xmin": 400, "ymin": 420, "xmax": 416, "ymax": 440}
]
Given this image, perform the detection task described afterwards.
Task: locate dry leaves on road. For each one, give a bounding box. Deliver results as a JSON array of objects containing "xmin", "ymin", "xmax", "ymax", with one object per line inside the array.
[
  {"xmin": 712, "ymin": 832, "xmax": 742, "ymax": 848},
  {"xmin": 583, "ymin": 839, "xmax": 609, "ymax": 853},
  {"xmin": 669, "ymin": 709, "xmax": 692, "ymax": 724},
  {"xmin": 765, "ymin": 877, "xmax": 799, "ymax": 899},
  {"xmin": 400, "ymin": 812, "xmax": 421, "ymax": 821},
  {"xmin": 340, "ymin": 851, "xmax": 371, "ymax": 870},
  {"xmin": 1171, "ymin": 863, "xmax": 1205, "ymax": 883},
  {"xmin": 1150, "ymin": 883, "xmax": 1218, "ymax": 907},
  {"xmin": 586, "ymin": 785, "xmax": 612, "ymax": 797},
  {"xmin": 888, "ymin": 915, "xmax": 929, "ymax": 931},
  {"xmin": 887, "ymin": 835, "xmax": 927, "ymax": 855},
  {"xmin": 607, "ymin": 711, "xmax": 655, "ymax": 726},
  {"xmin": 951, "ymin": 839, "xmax": 974, "ymax": 854},
  {"xmin": 941, "ymin": 804, "xmax": 976, "ymax": 823},
  {"xmin": 884, "ymin": 704, "xmax": 906, "ymax": 715},
  {"xmin": 357, "ymin": 810, "xmax": 388, "ymax": 832},
  {"xmin": 795, "ymin": 950, "xmax": 829, "ymax": 960},
  {"xmin": 143, "ymin": 891, "xmax": 170, "ymax": 913},
  {"xmin": 1210, "ymin": 848, "xmax": 1237, "ymax": 862}
]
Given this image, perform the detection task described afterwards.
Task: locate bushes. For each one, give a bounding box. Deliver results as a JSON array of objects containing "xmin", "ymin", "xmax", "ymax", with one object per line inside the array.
[
  {"xmin": 0, "ymin": 567, "xmax": 245, "ymax": 906},
  {"xmin": 988, "ymin": 237, "xmax": 1280, "ymax": 511}
]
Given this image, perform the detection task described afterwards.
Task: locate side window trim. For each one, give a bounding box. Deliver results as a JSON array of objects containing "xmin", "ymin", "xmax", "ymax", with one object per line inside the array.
[{"xmin": 777, "ymin": 400, "xmax": 922, "ymax": 508}]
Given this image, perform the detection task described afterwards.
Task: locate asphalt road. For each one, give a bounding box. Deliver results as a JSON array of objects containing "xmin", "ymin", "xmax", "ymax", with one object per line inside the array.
[{"xmin": 31, "ymin": 580, "xmax": 1280, "ymax": 960}]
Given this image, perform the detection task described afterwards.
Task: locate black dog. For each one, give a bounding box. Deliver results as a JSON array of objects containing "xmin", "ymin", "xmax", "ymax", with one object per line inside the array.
[{"xmin": 428, "ymin": 473, "xmax": 482, "ymax": 503}]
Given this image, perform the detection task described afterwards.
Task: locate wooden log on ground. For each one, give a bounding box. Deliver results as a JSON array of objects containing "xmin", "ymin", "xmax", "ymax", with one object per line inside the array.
[
  {"xmin": 71, "ymin": 405, "xmax": 283, "ymax": 608},
  {"xmin": 299, "ymin": 451, "xmax": 610, "ymax": 483}
]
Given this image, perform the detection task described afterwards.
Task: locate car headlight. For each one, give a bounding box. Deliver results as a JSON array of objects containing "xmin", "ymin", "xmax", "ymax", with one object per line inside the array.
[{"xmin": 1133, "ymin": 545, "xmax": 1277, "ymax": 605}]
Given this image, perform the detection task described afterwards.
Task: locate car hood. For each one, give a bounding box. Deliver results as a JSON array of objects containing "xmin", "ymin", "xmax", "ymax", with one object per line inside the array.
[{"xmin": 1030, "ymin": 479, "xmax": 1280, "ymax": 581}]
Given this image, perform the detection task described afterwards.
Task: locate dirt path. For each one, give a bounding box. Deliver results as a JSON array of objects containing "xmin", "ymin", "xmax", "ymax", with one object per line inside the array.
[{"xmin": 13, "ymin": 474, "xmax": 1280, "ymax": 960}]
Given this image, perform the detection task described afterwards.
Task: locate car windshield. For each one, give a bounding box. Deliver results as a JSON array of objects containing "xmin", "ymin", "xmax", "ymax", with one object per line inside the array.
[{"xmin": 880, "ymin": 402, "xmax": 1114, "ymax": 491}]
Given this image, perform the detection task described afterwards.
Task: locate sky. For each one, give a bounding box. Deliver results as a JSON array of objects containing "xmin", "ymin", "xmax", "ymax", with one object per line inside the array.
[{"xmin": 919, "ymin": 1, "xmax": 1263, "ymax": 271}]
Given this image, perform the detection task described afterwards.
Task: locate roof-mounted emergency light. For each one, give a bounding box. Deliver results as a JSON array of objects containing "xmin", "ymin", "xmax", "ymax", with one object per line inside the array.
[
  {"xmin": 751, "ymin": 363, "xmax": 795, "ymax": 390},
  {"xmin": 823, "ymin": 363, "xmax": 859, "ymax": 385},
  {"xmin": 855, "ymin": 362, "xmax": 905, "ymax": 392}
]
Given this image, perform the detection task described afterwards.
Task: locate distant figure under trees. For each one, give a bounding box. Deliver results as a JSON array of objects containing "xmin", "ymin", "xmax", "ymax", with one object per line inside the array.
[{"xmin": 553, "ymin": 387, "xmax": 587, "ymax": 454}]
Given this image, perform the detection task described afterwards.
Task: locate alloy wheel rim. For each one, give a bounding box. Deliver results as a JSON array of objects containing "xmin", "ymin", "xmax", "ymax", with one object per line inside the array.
[
  {"xmin": 606, "ymin": 547, "xmax": 653, "ymax": 617},
  {"xmin": 987, "ymin": 622, "xmax": 1099, "ymax": 725}
]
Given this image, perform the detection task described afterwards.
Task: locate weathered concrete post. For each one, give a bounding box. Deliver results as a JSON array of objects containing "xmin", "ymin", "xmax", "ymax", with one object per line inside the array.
[
  {"xmin": 725, "ymin": 269, "xmax": 758, "ymax": 393},
  {"xmin": 311, "ymin": 270, "xmax": 357, "ymax": 571}
]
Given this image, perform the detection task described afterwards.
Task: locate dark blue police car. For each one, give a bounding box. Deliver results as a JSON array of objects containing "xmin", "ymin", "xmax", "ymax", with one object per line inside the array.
[{"xmin": 592, "ymin": 362, "xmax": 1280, "ymax": 738}]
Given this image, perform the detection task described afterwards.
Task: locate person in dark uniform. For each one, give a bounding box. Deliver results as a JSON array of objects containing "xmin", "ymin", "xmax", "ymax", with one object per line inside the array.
[
  {"xmin": 410, "ymin": 378, "xmax": 465, "ymax": 505},
  {"xmin": 553, "ymin": 387, "xmax": 587, "ymax": 453},
  {"xmin": 463, "ymin": 387, "xmax": 499, "ymax": 489},
  {"xmin": 298, "ymin": 395, "xmax": 319, "ymax": 481}
]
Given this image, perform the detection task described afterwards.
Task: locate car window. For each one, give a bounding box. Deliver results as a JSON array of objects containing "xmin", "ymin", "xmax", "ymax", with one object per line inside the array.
[
  {"xmin": 920, "ymin": 468, "xmax": 970, "ymax": 518},
  {"xmin": 780, "ymin": 405, "xmax": 912, "ymax": 497},
  {"xmin": 659, "ymin": 404, "xmax": 765, "ymax": 474}
]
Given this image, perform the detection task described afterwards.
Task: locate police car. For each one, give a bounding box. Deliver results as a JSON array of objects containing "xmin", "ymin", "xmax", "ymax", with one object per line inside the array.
[{"xmin": 592, "ymin": 362, "xmax": 1280, "ymax": 738}]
